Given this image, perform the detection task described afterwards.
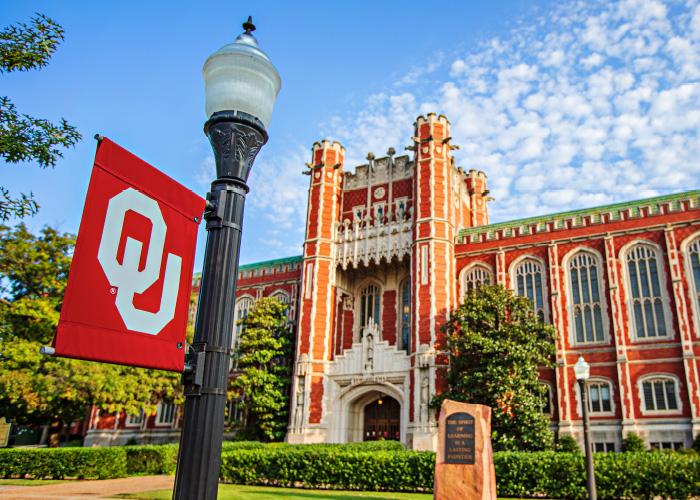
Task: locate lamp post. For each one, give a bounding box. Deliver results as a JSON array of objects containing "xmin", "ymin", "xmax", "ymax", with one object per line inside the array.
[
  {"xmin": 172, "ymin": 17, "xmax": 280, "ymax": 500},
  {"xmin": 574, "ymin": 355, "xmax": 597, "ymax": 500}
]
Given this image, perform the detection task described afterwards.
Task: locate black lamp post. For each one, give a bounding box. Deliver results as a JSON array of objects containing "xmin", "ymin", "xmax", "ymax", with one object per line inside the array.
[
  {"xmin": 172, "ymin": 17, "xmax": 280, "ymax": 500},
  {"xmin": 574, "ymin": 355, "xmax": 597, "ymax": 500}
]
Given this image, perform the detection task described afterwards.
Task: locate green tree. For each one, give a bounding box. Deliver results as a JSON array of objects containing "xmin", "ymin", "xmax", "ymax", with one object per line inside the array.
[
  {"xmin": 1, "ymin": 14, "xmax": 82, "ymax": 221},
  {"xmin": 431, "ymin": 284, "xmax": 557, "ymax": 451},
  {"xmin": 621, "ymin": 432, "xmax": 646, "ymax": 453},
  {"xmin": 230, "ymin": 297, "xmax": 293, "ymax": 442},
  {"xmin": 0, "ymin": 224, "xmax": 181, "ymax": 445}
]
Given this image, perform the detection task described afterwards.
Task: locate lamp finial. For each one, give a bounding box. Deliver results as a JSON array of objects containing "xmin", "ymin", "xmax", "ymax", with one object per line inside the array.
[{"xmin": 243, "ymin": 16, "xmax": 256, "ymax": 34}]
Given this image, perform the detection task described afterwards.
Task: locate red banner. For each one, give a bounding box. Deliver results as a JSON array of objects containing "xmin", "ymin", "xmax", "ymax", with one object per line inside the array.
[{"xmin": 51, "ymin": 138, "xmax": 205, "ymax": 372}]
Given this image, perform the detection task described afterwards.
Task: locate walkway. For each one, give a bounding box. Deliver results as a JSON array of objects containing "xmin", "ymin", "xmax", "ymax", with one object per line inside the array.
[{"xmin": 0, "ymin": 475, "xmax": 174, "ymax": 500}]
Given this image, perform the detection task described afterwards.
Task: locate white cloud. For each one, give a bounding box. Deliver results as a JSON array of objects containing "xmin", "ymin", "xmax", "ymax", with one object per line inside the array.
[{"xmin": 324, "ymin": 0, "xmax": 700, "ymax": 225}]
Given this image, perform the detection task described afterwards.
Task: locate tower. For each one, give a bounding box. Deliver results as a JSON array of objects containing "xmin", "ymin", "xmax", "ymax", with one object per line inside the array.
[
  {"xmin": 409, "ymin": 114, "xmax": 460, "ymax": 450},
  {"xmin": 289, "ymin": 140, "xmax": 345, "ymax": 443}
]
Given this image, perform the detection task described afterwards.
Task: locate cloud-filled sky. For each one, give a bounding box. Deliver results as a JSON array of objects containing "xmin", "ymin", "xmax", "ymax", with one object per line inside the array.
[{"xmin": 2, "ymin": 0, "xmax": 699, "ymax": 267}]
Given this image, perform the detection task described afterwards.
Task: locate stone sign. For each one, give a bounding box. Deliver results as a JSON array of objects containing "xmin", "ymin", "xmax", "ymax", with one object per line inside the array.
[
  {"xmin": 0, "ymin": 418, "xmax": 10, "ymax": 448},
  {"xmin": 434, "ymin": 400, "xmax": 496, "ymax": 500}
]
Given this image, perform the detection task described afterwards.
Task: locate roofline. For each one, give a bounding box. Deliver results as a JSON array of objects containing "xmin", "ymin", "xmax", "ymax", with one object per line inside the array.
[{"xmin": 458, "ymin": 189, "xmax": 700, "ymax": 242}]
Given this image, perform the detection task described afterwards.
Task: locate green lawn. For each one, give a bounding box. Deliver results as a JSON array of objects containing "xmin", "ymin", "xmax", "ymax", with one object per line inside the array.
[
  {"xmin": 111, "ymin": 484, "xmax": 433, "ymax": 500},
  {"xmin": 0, "ymin": 478, "xmax": 76, "ymax": 485}
]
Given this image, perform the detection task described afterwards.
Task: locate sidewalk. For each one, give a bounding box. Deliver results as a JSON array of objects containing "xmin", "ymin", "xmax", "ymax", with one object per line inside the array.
[{"xmin": 0, "ymin": 475, "xmax": 174, "ymax": 500}]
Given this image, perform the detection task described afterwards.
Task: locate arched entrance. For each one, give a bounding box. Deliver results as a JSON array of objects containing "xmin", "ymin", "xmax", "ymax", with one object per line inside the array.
[{"xmin": 363, "ymin": 396, "xmax": 400, "ymax": 441}]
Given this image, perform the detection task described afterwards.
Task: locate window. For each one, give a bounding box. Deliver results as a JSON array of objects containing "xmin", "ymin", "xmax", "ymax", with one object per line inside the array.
[
  {"xmin": 594, "ymin": 442, "xmax": 615, "ymax": 453},
  {"xmin": 156, "ymin": 403, "xmax": 177, "ymax": 425},
  {"xmin": 513, "ymin": 258, "xmax": 546, "ymax": 320},
  {"xmin": 538, "ymin": 383, "xmax": 553, "ymax": 415},
  {"xmin": 684, "ymin": 236, "xmax": 700, "ymax": 329},
  {"xmin": 399, "ymin": 280, "xmax": 411, "ymax": 352},
  {"xmin": 642, "ymin": 376, "xmax": 679, "ymax": 412},
  {"xmin": 650, "ymin": 442, "xmax": 683, "ymax": 451},
  {"xmin": 271, "ymin": 291, "xmax": 291, "ymax": 322},
  {"xmin": 587, "ymin": 380, "xmax": 612, "ymax": 414},
  {"xmin": 226, "ymin": 398, "xmax": 243, "ymax": 424},
  {"xmin": 462, "ymin": 264, "xmax": 494, "ymax": 295},
  {"xmin": 568, "ymin": 251, "xmax": 605, "ymax": 344},
  {"xmin": 625, "ymin": 244, "xmax": 669, "ymax": 339},
  {"xmin": 126, "ymin": 410, "xmax": 144, "ymax": 427},
  {"xmin": 359, "ymin": 283, "xmax": 381, "ymax": 335},
  {"xmin": 233, "ymin": 296, "xmax": 254, "ymax": 366}
]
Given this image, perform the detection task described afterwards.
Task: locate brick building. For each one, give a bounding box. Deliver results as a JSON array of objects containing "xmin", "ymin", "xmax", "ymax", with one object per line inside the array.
[{"xmin": 86, "ymin": 114, "xmax": 700, "ymax": 452}]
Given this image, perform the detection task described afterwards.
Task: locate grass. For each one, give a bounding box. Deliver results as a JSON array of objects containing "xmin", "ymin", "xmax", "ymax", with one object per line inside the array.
[
  {"xmin": 0, "ymin": 478, "xmax": 77, "ymax": 485},
  {"xmin": 110, "ymin": 484, "xmax": 433, "ymax": 500}
]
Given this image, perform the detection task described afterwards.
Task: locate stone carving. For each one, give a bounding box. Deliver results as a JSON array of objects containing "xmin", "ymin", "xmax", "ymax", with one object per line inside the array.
[
  {"xmin": 334, "ymin": 207, "xmax": 413, "ymax": 269},
  {"xmin": 293, "ymin": 375, "xmax": 305, "ymax": 428},
  {"xmin": 344, "ymin": 154, "xmax": 413, "ymax": 190},
  {"xmin": 420, "ymin": 374, "xmax": 430, "ymax": 423},
  {"xmin": 329, "ymin": 323, "xmax": 410, "ymax": 377}
]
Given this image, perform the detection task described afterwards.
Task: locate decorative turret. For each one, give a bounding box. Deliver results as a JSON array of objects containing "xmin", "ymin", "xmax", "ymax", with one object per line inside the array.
[{"xmin": 465, "ymin": 169, "xmax": 489, "ymax": 227}]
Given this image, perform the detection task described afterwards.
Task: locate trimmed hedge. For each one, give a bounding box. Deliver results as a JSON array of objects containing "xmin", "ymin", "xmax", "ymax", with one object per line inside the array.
[
  {"xmin": 220, "ymin": 447, "xmax": 434, "ymax": 492},
  {"xmin": 0, "ymin": 447, "xmax": 127, "ymax": 479},
  {"xmin": 220, "ymin": 447, "xmax": 700, "ymax": 499},
  {"xmin": 124, "ymin": 444, "xmax": 179, "ymax": 476}
]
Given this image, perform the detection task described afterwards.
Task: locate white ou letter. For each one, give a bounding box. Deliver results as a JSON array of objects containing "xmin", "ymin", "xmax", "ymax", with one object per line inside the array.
[{"xmin": 97, "ymin": 188, "xmax": 182, "ymax": 335}]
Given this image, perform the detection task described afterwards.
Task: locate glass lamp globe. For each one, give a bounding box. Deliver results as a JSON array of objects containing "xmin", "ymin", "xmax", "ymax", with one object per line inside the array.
[
  {"xmin": 203, "ymin": 17, "xmax": 281, "ymax": 128},
  {"xmin": 573, "ymin": 356, "xmax": 590, "ymax": 382}
]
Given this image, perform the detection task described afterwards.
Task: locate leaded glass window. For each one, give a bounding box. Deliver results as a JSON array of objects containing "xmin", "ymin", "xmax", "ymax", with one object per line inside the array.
[
  {"xmin": 271, "ymin": 291, "xmax": 291, "ymax": 322},
  {"xmin": 687, "ymin": 238, "xmax": 700, "ymax": 318},
  {"xmin": 400, "ymin": 280, "xmax": 411, "ymax": 352},
  {"xmin": 569, "ymin": 252, "xmax": 605, "ymax": 344},
  {"xmin": 233, "ymin": 296, "xmax": 254, "ymax": 368},
  {"xmin": 515, "ymin": 259, "xmax": 546, "ymax": 320},
  {"xmin": 359, "ymin": 284, "xmax": 381, "ymax": 335},
  {"xmin": 588, "ymin": 381, "xmax": 612, "ymax": 413},
  {"xmin": 642, "ymin": 377, "xmax": 678, "ymax": 411},
  {"xmin": 463, "ymin": 265, "xmax": 494, "ymax": 294},
  {"xmin": 626, "ymin": 244, "xmax": 668, "ymax": 339}
]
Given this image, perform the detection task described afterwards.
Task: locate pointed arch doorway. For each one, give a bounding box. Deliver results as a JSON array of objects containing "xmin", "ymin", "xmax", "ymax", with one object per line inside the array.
[{"xmin": 363, "ymin": 396, "xmax": 400, "ymax": 441}]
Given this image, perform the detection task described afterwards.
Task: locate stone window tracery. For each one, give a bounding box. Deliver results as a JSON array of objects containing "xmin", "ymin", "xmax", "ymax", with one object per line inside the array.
[
  {"xmin": 685, "ymin": 237, "xmax": 700, "ymax": 327},
  {"xmin": 513, "ymin": 258, "xmax": 547, "ymax": 321},
  {"xmin": 624, "ymin": 243, "xmax": 669, "ymax": 340},
  {"xmin": 233, "ymin": 296, "xmax": 254, "ymax": 367},
  {"xmin": 568, "ymin": 251, "xmax": 605, "ymax": 344},
  {"xmin": 640, "ymin": 375, "xmax": 680, "ymax": 413},
  {"xmin": 359, "ymin": 283, "xmax": 381, "ymax": 337},
  {"xmin": 462, "ymin": 264, "xmax": 494, "ymax": 295},
  {"xmin": 587, "ymin": 380, "xmax": 613, "ymax": 414}
]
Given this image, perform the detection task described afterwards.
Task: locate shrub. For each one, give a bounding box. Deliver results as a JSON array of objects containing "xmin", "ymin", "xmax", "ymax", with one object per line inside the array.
[
  {"xmin": 220, "ymin": 446, "xmax": 434, "ymax": 492},
  {"xmin": 557, "ymin": 435, "xmax": 580, "ymax": 453},
  {"xmin": 693, "ymin": 433, "xmax": 700, "ymax": 453},
  {"xmin": 124, "ymin": 444, "xmax": 179, "ymax": 476},
  {"xmin": 622, "ymin": 432, "xmax": 646, "ymax": 453},
  {"xmin": 0, "ymin": 447, "xmax": 127, "ymax": 479}
]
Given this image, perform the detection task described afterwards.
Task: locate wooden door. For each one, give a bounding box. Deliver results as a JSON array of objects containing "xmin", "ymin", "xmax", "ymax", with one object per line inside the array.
[{"xmin": 363, "ymin": 396, "xmax": 400, "ymax": 441}]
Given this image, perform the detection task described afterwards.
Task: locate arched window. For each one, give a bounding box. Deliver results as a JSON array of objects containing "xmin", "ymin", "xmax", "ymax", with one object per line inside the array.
[
  {"xmin": 271, "ymin": 291, "xmax": 291, "ymax": 322},
  {"xmin": 587, "ymin": 379, "xmax": 613, "ymax": 414},
  {"xmin": 639, "ymin": 375, "xmax": 680, "ymax": 413},
  {"xmin": 685, "ymin": 235, "xmax": 700, "ymax": 330},
  {"xmin": 512, "ymin": 258, "xmax": 547, "ymax": 320},
  {"xmin": 538, "ymin": 382, "xmax": 553, "ymax": 415},
  {"xmin": 399, "ymin": 280, "xmax": 411, "ymax": 352},
  {"xmin": 624, "ymin": 243, "xmax": 669, "ymax": 339},
  {"xmin": 359, "ymin": 283, "xmax": 381, "ymax": 335},
  {"xmin": 462, "ymin": 264, "xmax": 494, "ymax": 295},
  {"xmin": 233, "ymin": 296, "xmax": 254, "ymax": 364},
  {"xmin": 568, "ymin": 251, "xmax": 605, "ymax": 344}
]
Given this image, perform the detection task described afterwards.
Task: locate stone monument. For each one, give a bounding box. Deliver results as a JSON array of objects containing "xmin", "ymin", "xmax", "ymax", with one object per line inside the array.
[{"xmin": 434, "ymin": 400, "xmax": 496, "ymax": 500}]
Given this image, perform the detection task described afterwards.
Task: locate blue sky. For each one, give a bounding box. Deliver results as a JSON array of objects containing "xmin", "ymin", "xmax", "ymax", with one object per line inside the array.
[{"xmin": 2, "ymin": 0, "xmax": 699, "ymax": 269}]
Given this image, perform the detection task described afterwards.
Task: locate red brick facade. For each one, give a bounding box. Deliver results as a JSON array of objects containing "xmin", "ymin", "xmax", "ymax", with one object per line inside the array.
[{"xmin": 85, "ymin": 114, "xmax": 700, "ymax": 452}]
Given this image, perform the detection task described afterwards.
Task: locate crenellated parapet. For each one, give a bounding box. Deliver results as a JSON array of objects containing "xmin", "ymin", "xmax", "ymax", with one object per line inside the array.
[{"xmin": 344, "ymin": 154, "xmax": 413, "ymax": 190}]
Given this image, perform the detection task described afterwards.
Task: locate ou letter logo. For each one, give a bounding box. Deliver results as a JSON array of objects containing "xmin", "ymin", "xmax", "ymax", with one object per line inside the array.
[{"xmin": 97, "ymin": 188, "xmax": 182, "ymax": 335}]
